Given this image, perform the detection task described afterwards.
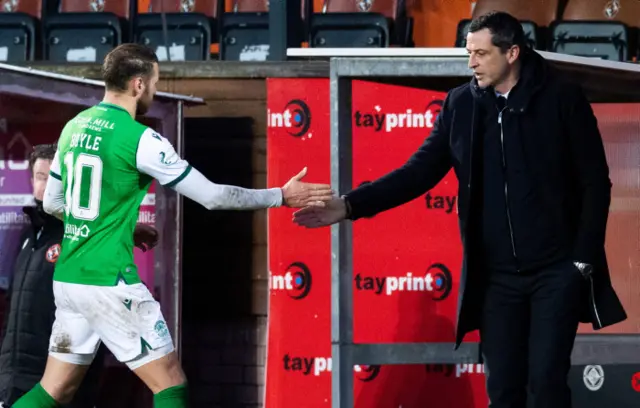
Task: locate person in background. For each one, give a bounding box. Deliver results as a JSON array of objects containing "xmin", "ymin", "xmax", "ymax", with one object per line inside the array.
[
  {"xmin": 293, "ymin": 11, "xmax": 627, "ymax": 408},
  {"xmin": 0, "ymin": 144, "xmax": 105, "ymax": 407}
]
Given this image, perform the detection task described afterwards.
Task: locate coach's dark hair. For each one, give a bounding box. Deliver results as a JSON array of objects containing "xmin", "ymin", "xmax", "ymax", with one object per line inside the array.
[
  {"xmin": 29, "ymin": 143, "xmax": 57, "ymax": 174},
  {"xmin": 468, "ymin": 11, "xmax": 527, "ymax": 54},
  {"xmin": 102, "ymin": 43, "xmax": 159, "ymax": 92}
]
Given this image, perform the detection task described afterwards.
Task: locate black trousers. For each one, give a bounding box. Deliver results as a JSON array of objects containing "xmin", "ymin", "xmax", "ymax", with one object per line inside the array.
[{"xmin": 480, "ymin": 260, "xmax": 583, "ymax": 408}]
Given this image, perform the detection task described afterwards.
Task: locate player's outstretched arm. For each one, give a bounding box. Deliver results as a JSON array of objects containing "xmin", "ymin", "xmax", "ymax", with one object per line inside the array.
[
  {"xmin": 42, "ymin": 150, "xmax": 65, "ymax": 221},
  {"xmin": 136, "ymin": 129, "xmax": 333, "ymax": 210},
  {"xmin": 170, "ymin": 166, "xmax": 332, "ymax": 210}
]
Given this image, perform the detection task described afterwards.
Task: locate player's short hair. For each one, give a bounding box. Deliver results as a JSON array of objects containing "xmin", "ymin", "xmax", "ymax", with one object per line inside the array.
[
  {"xmin": 468, "ymin": 11, "xmax": 527, "ymax": 55},
  {"xmin": 102, "ymin": 43, "xmax": 159, "ymax": 92},
  {"xmin": 29, "ymin": 143, "xmax": 57, "ymax": 174}
]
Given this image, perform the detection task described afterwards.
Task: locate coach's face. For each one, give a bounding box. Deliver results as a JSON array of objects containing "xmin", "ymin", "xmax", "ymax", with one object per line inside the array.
[
  {"xmin": 136, "ymin": 62, "xmax": 159, "ymax": 116},
  {"xmin": 31, "ymin": 158, "xmax": 51, "ymax": 202},
  {"xmin": 466, "ymin": 28, "xmax": 519, "ymax": 89}
]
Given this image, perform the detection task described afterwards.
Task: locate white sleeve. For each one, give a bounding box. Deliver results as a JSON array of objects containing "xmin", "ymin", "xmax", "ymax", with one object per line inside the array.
[
  {"xmin": 136, "ymin": 128, "xmax": 192, "ymax": 187},
  {"xmin": 136, "ymin": 128, "xmax": 283, "ymax": 210},
  {"xmin": 43, "ymin": 150, "xmax": 65, "ymax": 220},
  {"xmin": 49, "ymin": 148, "xmax": 62, "ymax": 180}
]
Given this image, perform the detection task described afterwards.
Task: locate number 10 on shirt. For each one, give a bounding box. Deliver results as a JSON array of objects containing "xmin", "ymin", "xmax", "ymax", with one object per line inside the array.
[{"xmin": 63, "ymin": 152, "xmax": 103, "ymax": 221}]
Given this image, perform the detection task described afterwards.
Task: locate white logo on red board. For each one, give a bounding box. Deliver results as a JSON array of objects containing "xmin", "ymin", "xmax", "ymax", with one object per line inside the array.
[{"xmin": 583, "ymin": 365, "xmax": 604, "ymax": 391}]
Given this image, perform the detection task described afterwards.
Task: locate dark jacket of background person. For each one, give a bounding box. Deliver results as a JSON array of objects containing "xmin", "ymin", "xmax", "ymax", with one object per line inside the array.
[{"xmin": 0, "ymin": 204, "xmax": 105, "ymax": 407}]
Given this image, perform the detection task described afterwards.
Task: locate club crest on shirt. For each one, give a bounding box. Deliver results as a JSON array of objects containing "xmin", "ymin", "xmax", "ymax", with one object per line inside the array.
[{"xmin": 46, "ymin": 244, "xmax": 61, "ymax": 263}]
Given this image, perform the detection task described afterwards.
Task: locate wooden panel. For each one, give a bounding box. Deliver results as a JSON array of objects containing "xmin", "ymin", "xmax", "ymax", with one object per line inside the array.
[
  {"xmin": 252, "ymin": 244, "xmax": 268, "ymax": 280},
  {"xmin": 472, "ymin": 0, "xmax": 559, "ymax": 26},
  {"xmin": 253, "ymin": 210, "xmax": 267, "ymax": 245},
  {"xmin": 251, "ymin": 279, "xmax": 269, "ymax": 315},
  {"xmin": 253, "ymin": 171, "xmax": 267, "ymax": 189},
  {"xmin": 562, "ymin": 0, "xmax": 640, "ymax": 27},
  {"xmin": 158, "ymin": 79, "xmax": 266, "ymax": 101},
  {"xmin": 252, "ymin": 136, "xmax": 266, "ymax": 173},
  {"xmin": 183, "ymin": 100, "xmax": 267, "ymax": 136}
]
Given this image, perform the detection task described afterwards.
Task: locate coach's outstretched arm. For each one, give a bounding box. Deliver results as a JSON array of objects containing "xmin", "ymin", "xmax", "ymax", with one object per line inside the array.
[
  {"xmin": 137, "ymin": 129, "xmax": 333, "ymax": 210},
  {"xmin": 293, "ymin": 93, "xmax": 454, "ymax": 228}
]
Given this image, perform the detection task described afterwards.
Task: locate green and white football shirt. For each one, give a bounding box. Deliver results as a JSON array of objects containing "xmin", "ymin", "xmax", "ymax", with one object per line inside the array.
[{"xmin": 49, "ymin": 102, "xmax": 191, "ymax": 286}]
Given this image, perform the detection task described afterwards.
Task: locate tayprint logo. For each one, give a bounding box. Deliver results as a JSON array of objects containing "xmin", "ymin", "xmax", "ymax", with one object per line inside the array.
[
  {"xmin": 354, "ymin": 262, "xmax": 453, "ymax": 301},
  {"xmin": 283, "ymin": 354, "xmax": 381, "ymax": 381},
  {"xmin": 353, "ymin": 99, "xmax": 443, "ymax": 133},
  {"xmin": 267, "ymin": 99, "xmax": 312, "ymax": 138}
]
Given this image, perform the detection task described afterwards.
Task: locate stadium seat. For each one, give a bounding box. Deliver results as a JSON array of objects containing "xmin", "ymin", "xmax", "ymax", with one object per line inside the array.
[
  {"xmin": 455, "ymin": 0, "xmax": 560, "ymax": 49},
  {"xmin": 135, "ymin": 0, "xmax": 219, "ymax": 61},
  {"xmin": 550, "ymin": 0, "xmax": 640, "ymax": 61},
  {"xmin": 308, "ymin": 0, "xmax": 413, "ymax": 48},
  {"xmin": 456, "ymin": 19, "xmax": 540, "ymax": 49},
  {"xmin": 44, "ymin": 0, "xmax": 130, "ymax": 62},
  {"xmin": 0, "ymin": 0, "xmax": 41, "ymax": 61},
  {"xmin": 219, "ymin": 0, "xmax": 270, "ymax": 61}
]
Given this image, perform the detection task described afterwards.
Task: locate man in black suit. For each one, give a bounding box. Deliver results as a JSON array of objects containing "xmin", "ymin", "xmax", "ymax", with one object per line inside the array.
[{"xmin": 293, "ymin": 11, "xmax": 627, "ymax": 408}]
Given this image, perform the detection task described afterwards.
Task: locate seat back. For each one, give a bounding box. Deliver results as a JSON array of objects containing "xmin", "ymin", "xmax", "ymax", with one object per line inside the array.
[
  {"xmin": 1, "ymin": 0, "xmax": 42, "ymax": 17},
  {"xmin": 59, "ymin": 0, "xmax": 130, "ymax": 18},
  {"xmin": 148, "ymin": 0, "xmax": 220, "ymax": 17},
  {"xmin": 320, "ymin": 0, "xmax": 397, "ymax": 19},
  {"xmin": 550, "ymin": 21, "xmax": 628, "ymax": 61},
  {"xmin": 472, "ymin": 0, "xmax": 559, "ymax": 27},
  {"xmin": 456, "ymin": 20, "xmax": 540, "ymax": 49},
  {"xmin": 0, "ymin": 0, "xmax": 42, "ymax": 61},
  {"xmin": 561, "ymin": 0, "xmax": 640, "ymax": 27},
  {"xmin": 229, "ymin": 0, "xmax": 268, "ymax": 12}
]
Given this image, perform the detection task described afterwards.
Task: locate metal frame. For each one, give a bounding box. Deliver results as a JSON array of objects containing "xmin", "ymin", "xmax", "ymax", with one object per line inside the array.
[
  {"xmin": 174, "ymin": 100, "xmax": 185, "ymax": 360},
  {"xmin": 328, "ymin": 53, "xmax": 640, "ymax": 407}
]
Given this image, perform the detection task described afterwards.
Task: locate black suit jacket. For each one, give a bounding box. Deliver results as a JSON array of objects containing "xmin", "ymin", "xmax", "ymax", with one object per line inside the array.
[{"xmin": 344, "ymin": 50, "xmax": 627, "ymax": 347}]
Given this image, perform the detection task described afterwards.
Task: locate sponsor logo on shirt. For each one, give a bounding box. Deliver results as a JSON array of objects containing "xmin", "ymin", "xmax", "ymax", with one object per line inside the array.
[{"xmin": 159, "ymin": 152, "xmax": 178, "ymax": 166}]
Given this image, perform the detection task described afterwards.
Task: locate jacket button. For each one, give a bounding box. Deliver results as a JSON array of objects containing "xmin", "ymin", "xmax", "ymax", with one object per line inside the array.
[
  {"xmin": 520, "ymin": 108, "xmax": 524, "ymax": 112},
  {"xmin": 509, "ymin": 108, "xmax": 514, "ymax": 112}
]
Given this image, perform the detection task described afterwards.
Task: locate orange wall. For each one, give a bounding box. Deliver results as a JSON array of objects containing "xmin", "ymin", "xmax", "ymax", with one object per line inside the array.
[{"xmin": 137, "ymin": 0, "xmax": 474, "ymax": 47}]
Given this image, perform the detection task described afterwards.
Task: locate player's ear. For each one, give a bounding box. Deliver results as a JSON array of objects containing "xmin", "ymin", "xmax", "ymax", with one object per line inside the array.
[{"xmin": 133, "ymin": 76, "xmax": 145, "ymax": 96}]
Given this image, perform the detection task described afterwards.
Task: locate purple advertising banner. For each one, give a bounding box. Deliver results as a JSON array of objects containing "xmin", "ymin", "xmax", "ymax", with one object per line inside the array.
[{"xmin": 0, "ymin": 111, "xmax": 156, "ymax": 326}]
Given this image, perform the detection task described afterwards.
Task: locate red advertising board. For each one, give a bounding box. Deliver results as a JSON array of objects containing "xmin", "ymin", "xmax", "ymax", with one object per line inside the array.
[{"xmin": 265, "ymin": 78, "xmax": 487, "ymax": 407}]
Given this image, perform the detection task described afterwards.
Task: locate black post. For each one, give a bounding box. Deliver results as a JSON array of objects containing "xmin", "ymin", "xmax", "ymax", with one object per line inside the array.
[{"xmin": 268, "ymin": 0, "xmax": 301, "ymax": 61}]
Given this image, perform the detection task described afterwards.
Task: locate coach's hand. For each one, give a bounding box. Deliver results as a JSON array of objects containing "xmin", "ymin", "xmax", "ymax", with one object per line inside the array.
[
  {"xmin": 293, "ymin": 196, "xmax": 347, "ymax": 228},
  {"xmin": 281, "ymin": 167, "xmax": 334, "ymax": 208},
  {"xmin": 134, "ymin": 223, "xmax": 159, "ymax": 252}
]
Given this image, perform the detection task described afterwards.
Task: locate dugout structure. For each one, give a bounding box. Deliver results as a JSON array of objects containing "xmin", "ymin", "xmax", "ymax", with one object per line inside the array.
[
  {"xmin": 0, "ymin": 63, "xmax": 204, "ymax": 356},
  {"xmin": 287, "ymin": 47, "xmax": 640, "ymax": 408}
]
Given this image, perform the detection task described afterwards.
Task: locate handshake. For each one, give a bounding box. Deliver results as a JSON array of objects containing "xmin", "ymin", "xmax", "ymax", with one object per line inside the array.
[{"xmin": 280, "ymin": 167, "xmax": 347, "ymax": 228}]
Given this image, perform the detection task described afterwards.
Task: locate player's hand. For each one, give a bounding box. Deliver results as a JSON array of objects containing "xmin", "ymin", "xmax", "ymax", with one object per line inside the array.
[
  {"xmin": 134, "ymin": 223, "xmax": 158, "ymax": 252},
  {"xmin": 281, "ymin": 167, "xmax": 334, "ymax": 208},
  {"xmin": 293, "ymin": 196, "xmax": 347, "ymax": 228}
]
